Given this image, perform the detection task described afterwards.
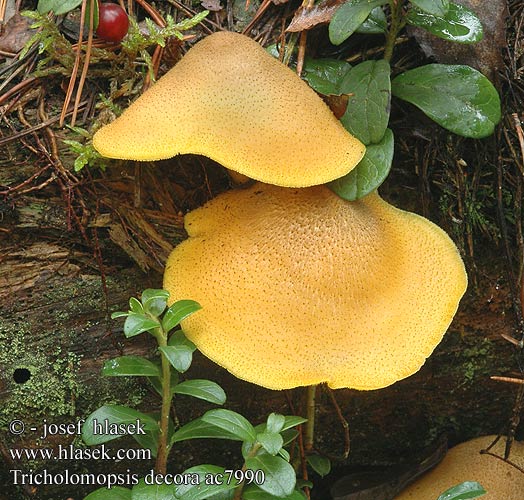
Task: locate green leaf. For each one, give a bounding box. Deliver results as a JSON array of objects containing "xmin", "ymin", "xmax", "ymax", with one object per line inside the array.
[
  {"xmin": 302, "ymin": 58, "xmax": 351, "ymax": 95},
  {"xmin": 245, "ymin": 455, "xmax": 296, "ymax": 497},
  {"xmin": 131, "ymin": 480, "xmax": 175, "ymax": 500},
  {"xmin": 111, "ymin": 311, "xmax": 129, "ymax": 319},
  {"xmin": 411, "ymin": 0, "xmax": 449, "ymax": 17},
  {"xmin": 281, "ymin": 416, "xmax": 307, "ymax": 431},
  {"xmin": 165, "ymin": 331, "xmax": 197, "ymax": 372},
  {"xmin": 356, "ymin": 6, "xmax": 387, "ymax": 34},
  {"xmin": 38, "ymin": 0, "xmax": 83, "ymax": 15},
  {"xmin": 437, "ymin": 481, "xmax": 486, "ymax": 500},
  {"xmin": 162, "ymin": 300, "xmax": 202, "ymax": 333},
  {"xmin": 141, "ymin": 289, "xmax": 170, "ymax": 317},
  {"xmin": 159, "ymin": 345, "xmax": 194, "ymax": 373},
  {"xmin": 123, "ymin": 313, "xmax": 160, "ymax": 338},
  {"xmin": 407, "ymin": 2, "xmax": 482, "ymax": 44},
  {"xmin": 256, "ymin": 431, "xmax": 283, "ymax": 456},
  {"xmin": 82, "ymin": 405, "xmax": 158, "ymax": 445},
  {"xmin": 281, "ymin": 429, "xmax": 299, "ymax": 446},
  {"xmin": 102, "ymin": 356, "xmax": 161, "ymax": 377},
  {"xmin": 329, "ymin": 0, "xmax": 388, "ymax": 45},
  {"xmin": 392, "ymin": 64, "xmax": 501, "ymax": 138},
  {"xmin": 171, "ymin": 417, "xmax": 241, "ymax": 444},
  {"xmin": 129, "ymin": 297, "xmax": 144, "ymax": 314},
  {"xmin": 173, "ymin": 380, "xmax": 227, "ymax": 405},
  {"xmin": 132, "ymin": 429, "xmax": 158, "ymax": 458},
  {"xmin": 84, "ymin": 487, "xmax": 132, "ymax": 500},
  {"xmin": 168, "ymin": 330, "xmax": 197, "ymax": 349},
  {"xmin": 174, "ymin": 465, "xmax": 240, "ymax": 500},
  {"xmin": 85, "ymin": 0, "xmax": 99, "ymax": 31},
  {"xmin": 306, "ymin": 454, "xmax": 331, "ymax": 477},
  {"xmin": 278, "ymin": 448, "xmax": 291, "ymax": 461},
  {"xmin": 339, "ymin": 59, "xmax": 391, "ymax": 145},
  {"xmin": 328, "ymin": 128, "xmax": 394, "ymax": 201},
  {"xmin": 243, "ymin": 486, "xmax": 305, "ymax": 500},
  {"xmin": 266, "ymin": 413, "xmax": 286, "ymax": 434},
  {"xmin": 201, "ymin": 409, "xmax": 257, "ymax": 443}
]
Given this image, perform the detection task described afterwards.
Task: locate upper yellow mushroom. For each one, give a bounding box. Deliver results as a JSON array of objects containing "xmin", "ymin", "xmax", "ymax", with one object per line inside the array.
[
  {"xmin": 394, "ymin": 435, "xmax": 524, "ymax": 500},
  {"xmin": 92, "ymin": 31, "xmax": 365, "ymax": 188},
  {"xmin": 163, "ymin": 183, "xmax": 467, "ymax": 390}
]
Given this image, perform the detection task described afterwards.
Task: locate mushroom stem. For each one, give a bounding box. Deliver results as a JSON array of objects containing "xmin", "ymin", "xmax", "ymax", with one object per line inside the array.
[
  {"xmin": 155, "ymin": 327, "xmax": 173, "ymax": 474},
  {"xmin": 304, "ymin": 384, "xmax": 317, "ymax": 453}
]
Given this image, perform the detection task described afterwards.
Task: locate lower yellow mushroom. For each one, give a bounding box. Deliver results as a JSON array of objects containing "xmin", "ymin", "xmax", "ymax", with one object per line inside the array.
[
  {"xmin": 393, "ymin": 435, "xmax": 524, "ymax": 500},
  {"xmin": 163, "ymin": 183, "xmax": 467, "ymax": 390}
]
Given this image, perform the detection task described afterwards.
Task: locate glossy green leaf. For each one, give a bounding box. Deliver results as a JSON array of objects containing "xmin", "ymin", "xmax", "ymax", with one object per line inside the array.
[
  {"xmin": 302, "ymin": 58, "xmax": 351, "ymax": 95},
  {"xmin": 171, "ymin": 417, "xmax": 241, "ymax": 444},
  {"xmin": 82, "ymin": 405, "xmax": 158, "ymax": 445},
  {"xmin": 281, "ymin": 416, "xmax": 307, "ymax": 431},
  {"xmin": 437, "ymin": 481, "xmax": 486, "ymax": 500},
  {"xmin": 266, "ymin": 413, "xmax": 286, "ymax": 434},
  {"xmin": 168, "ymin": 330, "xmax": 197, "ymax": 349},
  {"xmin": 159, "ymin": 345, "xmax": 194, "ymax": 373},
  {"xmin": 129, "ymin": 297, "xmax": 144, "ymax": 314},
  {"xmin": 38, "ymin": 0, "xmax": 83, "ymax": 15},
  {"xmin": 245, "ymin": 455, "xmax": 296, "ymax": 497},
  {"xmin": 407, "ymin": 2, "xmax": 482, "ymax": 44},
  {"xmin": 173, "ymin": 379, "xmax": 226, "ymax": 405},
  {"xmin": 141, "ymin": 289, "xmax": 169, "ymax": 317},
  {"xmin": 174, "ymin": 465, "xmax": 240, "ymax": 500},
  {"xmin": 339, "ymin": 59, "xmax": 391, "ymax": 145},
  {"xmin": 102, "ymin": 356, "xmax": 161, "ymax": 377},
  {"xmin": 242, "ymin": 485, "xmax": 305, "ymax": 500},
  {"xmin": 356, "ymin": 6, "xmax": 387, "ymax": 34},
  {"xmin": 123, "ymin": 313, "xmax": 160, "ymax": 338},
  {"xmin": 111, "ymin": 311, "xmax": 129, "ymax": 319},
  {"xmin": 131, "ymin": 480, "xmax": 175, "ymax": 500},
  {"xmin": 329, "ymin": 0, "xmax": 388, "ymax": 45},
  {"xmin": 132, "ymin": 429, "xmax": 158, "ymax": 458},
  {"xmin": 328, "ymin": 128, "xmax": 394, "ymax": 201},
  {"xmin": 278, "ymin": 448, "xmax": 291, "ymax": 461},
  {"xmin": 206, "ymin": 491, "xmax": 235, "ymax": 500},
  {"xmin": 306, "ymin": 454, "xmax": 331, "ymax": 477},
  {"xmin": 411, "ymin": 0, "xmax": 449, "ymax": 17},
  {"xmin": 281, "ymin": 429, "xmax": 299, "ymax": 446},
  {"xmin": 257, "ymin": 431, "xmax": 284, "ymax": 456},
  {"xmin": 162, "ymin": 300, "xmax": 202, "ymax": 333},
  {"xmin": 392, "ymin": 64, "xmax": 501, "ymax": 138},
  {"xmin": 201, "ymin": 409, "xmax": 257, "ymax": 443},
  {"xmin": 84, "ymin": 487, "xmax": 132, "ymax": 500}
]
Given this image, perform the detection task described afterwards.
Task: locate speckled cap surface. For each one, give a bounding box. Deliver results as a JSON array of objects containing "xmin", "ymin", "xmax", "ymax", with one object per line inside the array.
[
  {"xmin": 394, "ymin": 436, "xmax": 524, "ymax": 500},
  {"xmin": 163, "ymin": 184, "xmax": 467, "ymax": 390},
  {"xmin": 93, "ymin": 31, "xmax": 365, "ymax": 187}
]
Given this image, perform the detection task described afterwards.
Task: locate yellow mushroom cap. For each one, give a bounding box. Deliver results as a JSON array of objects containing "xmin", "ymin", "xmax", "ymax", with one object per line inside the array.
[
  {"xmin": 92, "ymin": 32, "xmax": 365, "ymax": 188},
  {"xmin": 394, "ymin": 436, "xmax": 524, "ymax": 500},
  {"xmin": 164, "ymin": 184, "xmax": 467, "ymax": 390}
]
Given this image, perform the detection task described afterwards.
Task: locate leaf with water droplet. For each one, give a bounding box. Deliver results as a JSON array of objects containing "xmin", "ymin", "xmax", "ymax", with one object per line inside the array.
[{"xmin": 392, "ymin": 64, "xmax": 501, "ymax": 138}]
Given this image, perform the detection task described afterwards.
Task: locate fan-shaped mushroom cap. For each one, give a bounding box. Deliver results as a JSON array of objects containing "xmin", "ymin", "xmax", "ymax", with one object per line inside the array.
[
  {"xmin": 394, "ymin": 436, "xmax": 524, "ymax": 500},
  {"xmin": 163, "ymin": 184, "xmax": 467, "ymax": 390},
  {"xmin": 92, "ymin": 31, "xmax": 365, "ymax": 188}
]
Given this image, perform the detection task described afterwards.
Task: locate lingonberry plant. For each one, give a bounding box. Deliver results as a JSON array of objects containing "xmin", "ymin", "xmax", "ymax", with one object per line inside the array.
[
  {"xmin": 279, "ymin": 0, "xmax": 501, "ymax": 202},
  {"xmin": 81, "ymin": 289, "xmax": 307, "ymax": 500}
]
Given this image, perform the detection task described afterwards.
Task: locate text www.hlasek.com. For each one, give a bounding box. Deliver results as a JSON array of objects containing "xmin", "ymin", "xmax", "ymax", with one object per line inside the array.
[{"xmin": 9, "ymin": 443, "xmax": 150, "ymax": 462}]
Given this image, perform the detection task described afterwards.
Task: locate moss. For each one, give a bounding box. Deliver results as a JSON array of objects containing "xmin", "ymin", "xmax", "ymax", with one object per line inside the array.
[
  {"xmin": 0, "ymin": 273, "xmax": 150, "ymax": 442},
  {"xmin": 0, "ymin": 326, "xmax": 78, "ymax": 426}
]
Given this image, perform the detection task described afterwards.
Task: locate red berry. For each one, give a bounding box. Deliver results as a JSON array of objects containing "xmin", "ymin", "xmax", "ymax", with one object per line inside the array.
[{"xmin": 96, "ymin": 3, "xmax": 129, "ymax": 43}]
